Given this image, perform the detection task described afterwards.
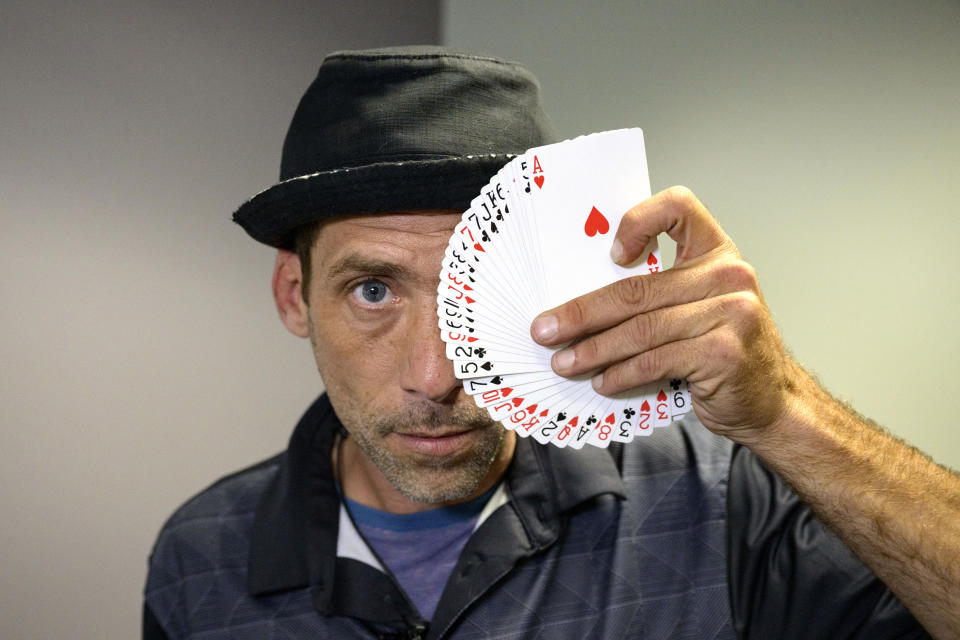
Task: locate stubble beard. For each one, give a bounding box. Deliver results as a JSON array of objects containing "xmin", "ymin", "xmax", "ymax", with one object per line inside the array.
[
  {"xmin": 349, "ymin": 401, "xmax": 507, "ymax": 504},
  {"xmin": 308, "ymin": 317, "xmax": 507, "ymax": 504}
]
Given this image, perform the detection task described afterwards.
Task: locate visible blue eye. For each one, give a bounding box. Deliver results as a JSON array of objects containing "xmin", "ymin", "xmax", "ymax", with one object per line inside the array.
[{"xmin": 352, "ymin": 280, "xmax": 392, "ymax": 305}]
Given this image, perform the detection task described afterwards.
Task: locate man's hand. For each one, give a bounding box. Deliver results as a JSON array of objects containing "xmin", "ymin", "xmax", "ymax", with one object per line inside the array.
[
  {"xmin": 529, "ymin": 185, "xmax": 801, "ymax": 445},
  {"xmin": 531, "ymin": 185, "xmax": 960, "ymax": 638}
]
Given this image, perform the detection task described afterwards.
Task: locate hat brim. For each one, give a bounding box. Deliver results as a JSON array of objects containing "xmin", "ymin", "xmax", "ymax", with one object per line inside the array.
[{"xmin": 232, "ymin": 154, "xmax": 515, "ymax": 249}]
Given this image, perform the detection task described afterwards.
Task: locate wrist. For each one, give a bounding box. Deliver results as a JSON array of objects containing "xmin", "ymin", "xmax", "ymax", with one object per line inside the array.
[{"xmin": 723, "ymin": 357, "xmax": 816, "ymax": 452}]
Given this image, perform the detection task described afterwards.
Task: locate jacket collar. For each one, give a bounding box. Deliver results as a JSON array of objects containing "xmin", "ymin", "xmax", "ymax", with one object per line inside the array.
[
  {"xmin": 247, "ymin": 394, "xmax": 339, "ymax": 596},
  {"xmin": 246, "ymin": 394, "xmax": 626, "ymax": 597}
]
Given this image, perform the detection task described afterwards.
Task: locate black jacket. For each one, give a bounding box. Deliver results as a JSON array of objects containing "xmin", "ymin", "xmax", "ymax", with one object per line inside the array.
[{"xmin": 144, "ymin": 394, "xmax": 927, "ymax": 639}]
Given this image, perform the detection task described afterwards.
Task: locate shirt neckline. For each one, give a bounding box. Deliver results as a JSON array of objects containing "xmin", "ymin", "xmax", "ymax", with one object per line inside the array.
[{"xmin": 343, "ymin": 483, "xmax": 500, "ymax": 532}]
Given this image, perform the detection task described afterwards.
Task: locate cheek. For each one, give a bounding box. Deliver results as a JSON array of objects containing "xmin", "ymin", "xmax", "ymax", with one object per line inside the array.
[{"xmin": 308, "ymin": 308, "xmax": 404, "ymax": 409}]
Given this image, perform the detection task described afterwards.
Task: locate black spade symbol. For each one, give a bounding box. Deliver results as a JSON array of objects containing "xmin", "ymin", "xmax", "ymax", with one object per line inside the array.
[
  {"xmin": 481, "ymin": 362, "xmax": 493, "ymax": 371},
  {"xmin": 468, "ymin": 266, "xmax": 474, "ymax": 273},
  {"xmin": 474, "ymin": 348, "xmax": 486, "ymax": 357},
  {"xmin": 556, "ymin": 412, "xmax": 567, "ymax": 421},
  {"xmin": 490, "ymin": 376, "xmax": 503, "ymax": 384},
  {"xmin": 467, "ymin": 328, "xmax": 474, "ymax": 333},
  {"xmin": 490, "ymin": 222, "xmax": 499, "ymax": 233},
  {"xmin": 481, "ymin": 231, "xmax": 489, "ymax": 242}
]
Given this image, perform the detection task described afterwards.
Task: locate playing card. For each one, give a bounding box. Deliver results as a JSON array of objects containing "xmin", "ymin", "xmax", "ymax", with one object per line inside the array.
[
  {"xmin": 518, "ymin": 130, "xmax": 660, "ymax": 310},
  {"xmin": 438, "ymin": 128, "xmax": 693, "ymax": 449}
]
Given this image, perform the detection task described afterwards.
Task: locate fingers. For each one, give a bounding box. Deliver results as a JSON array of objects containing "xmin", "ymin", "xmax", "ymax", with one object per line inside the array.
[
  {"xmin": 548, "ymin": 294, "xmax": 733, "ymax": 378},
  {"xmin": 531, "ymin": 256, "xmax": 759, "ymax": 346},
  {"xmin": 531, "ymin": 185, "xmax": 753, "ymax": 347},
  {"xmin": 590, "ymin": 327, "xmax": 738, "ymax": 396},
  {"xmin": 613, "ymin": 185, "xmax": 735, "ymax": 268},
  {"xmin": 547, "ymin": 290, "xmax": 764, "ymax": 393}
]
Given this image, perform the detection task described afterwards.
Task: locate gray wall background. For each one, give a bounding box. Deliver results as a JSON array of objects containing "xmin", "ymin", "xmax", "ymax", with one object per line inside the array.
[
  {"xmin": 1, "ymin": 2, "xmax": 438, "ymax": 638},
  {"xmin": 445, "ymin": 0, "xmax": 959, "ymax": 462},
  {"xmin": 1, "ymin": 1, "xmax": 957, "ymax": 638}
]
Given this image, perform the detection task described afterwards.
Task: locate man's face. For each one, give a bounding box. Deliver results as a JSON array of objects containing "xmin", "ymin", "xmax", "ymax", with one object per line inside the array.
[{"xmin": 303, "ymin": 212, "xmax": 513, "ymax": 506}]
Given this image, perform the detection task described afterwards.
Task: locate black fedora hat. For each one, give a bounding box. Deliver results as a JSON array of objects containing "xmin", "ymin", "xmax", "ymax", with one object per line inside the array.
[{"xmin": 232, "ymin": 46, "xmax": 557, "ymax": 249}]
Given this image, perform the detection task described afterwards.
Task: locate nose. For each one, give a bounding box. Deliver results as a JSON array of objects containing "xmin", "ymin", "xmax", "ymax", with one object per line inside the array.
[{"xmin": 399, "ymin": 297, "xmax": 461, "ymax": 404}]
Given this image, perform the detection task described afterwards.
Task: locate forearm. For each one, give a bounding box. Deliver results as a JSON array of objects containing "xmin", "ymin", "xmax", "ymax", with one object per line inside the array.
[
  {"xmin": 744, "ymin": 361, "xmax": 960, "ymax": 639},
  {"xmin": 530, "ymin": 187, "xmax": 960, "ymax": 635}
]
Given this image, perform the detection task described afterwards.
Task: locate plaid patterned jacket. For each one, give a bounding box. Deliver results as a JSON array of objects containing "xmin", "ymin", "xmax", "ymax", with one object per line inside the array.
[{"xmin": 144, "ymin": 394, "xmax": 926, "ymax": 639}]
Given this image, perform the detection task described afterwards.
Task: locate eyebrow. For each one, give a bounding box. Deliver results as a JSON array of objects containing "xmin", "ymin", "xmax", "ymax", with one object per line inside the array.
[{"xmin": 325, "ymin": 254, "xmax": 416, "ymax": 281}]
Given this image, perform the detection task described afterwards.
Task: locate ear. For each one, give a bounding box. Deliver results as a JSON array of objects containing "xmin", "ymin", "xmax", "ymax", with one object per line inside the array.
[{"xmin": 272, "ymin": 250, "xmax": 310, "ymax": 338}]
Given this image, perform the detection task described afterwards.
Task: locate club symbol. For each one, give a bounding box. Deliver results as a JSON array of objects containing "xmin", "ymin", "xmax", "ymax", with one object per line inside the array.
[
  {"xmin": 556, "ymin": 412, "xmax": 567, "ymax": 421},
  {"xmin": 670, "ymin": 379, "xmax": 681, "ymax": 390},
  {"xmin": 474, "ymin": 348, "xmax": 486, "ymax": 358},
  {"xmin": 467, "ymin": 328, "xmax": 474, "ymax": 333},
  {"xmin": 623, "ymin": 408, "xmax": 636, "ymax": 419},
  {"xmin": 586, "ymin": 415, "xmax": 597, "ymax": 425},
  {"xmin": 481, "ymin": 230, "xmax": 490, "ymax": 242},
  {"xmin": 490, "ymin": 222, "xmax": 499, "ymax": 233}
]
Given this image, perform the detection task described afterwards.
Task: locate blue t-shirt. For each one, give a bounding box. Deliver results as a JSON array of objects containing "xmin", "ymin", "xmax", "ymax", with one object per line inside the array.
[{"xmin": 343, "ymin": 486, "xmax": 498, "ymax": 621}]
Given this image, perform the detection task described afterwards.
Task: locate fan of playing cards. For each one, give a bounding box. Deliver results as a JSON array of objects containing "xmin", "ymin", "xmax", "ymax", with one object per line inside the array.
[{"xmin": 437, "ymin": 129, "xmax": 692, "ymax": 449}]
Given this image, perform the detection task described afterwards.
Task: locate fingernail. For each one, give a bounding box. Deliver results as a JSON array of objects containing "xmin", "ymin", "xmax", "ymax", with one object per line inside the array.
[
  {"xmin": 610, "ymin": 239, "xmax": 624, "ymax": 264},
  {"xmin": 553, "ymin": 349, "xmax": 575, "ymax": 371},
  {"xmin": 532, "ymin": 315, "xmax": 558, "ymax": 342},
  {"xmin": 591, "ymin": 372, "xmax": 603, "ymax": 390}
]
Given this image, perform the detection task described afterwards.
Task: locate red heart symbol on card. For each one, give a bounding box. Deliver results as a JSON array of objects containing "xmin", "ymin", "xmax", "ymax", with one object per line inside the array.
[
  {"xmin": 512, "ymin": 397, "xmax": 524, "ymax": 407},
  {"xmin": 641, "ymin": 400, "xmax": 650, "ymax": 411},
  {"xmin": 583, "ymin": 206, "xmax": 610, "ymax": 237},
  {"xmin": 605, "ymin": 413, "xmax": 615, "ymax": 424},
  {"xmin": 657, "ymin": 390, "xmax": 667, "ymax": 402},
  {"xmin": 534, "ymin": 175, "xmax": 545, "ymax": 189},
  {"xmin": 500, "ymin": 387, "xmax": 513, "ymax": 396},
  {"xmin": 473, "ymin": 243, "xmax": 485, "ymax": 252},
  {"xmin": 647, "ymin": 253, "xmax": 658, "ymax": 266},
  {"xmin": 568, "ymin": 416, "xmax": 579, "ymax": 427}
]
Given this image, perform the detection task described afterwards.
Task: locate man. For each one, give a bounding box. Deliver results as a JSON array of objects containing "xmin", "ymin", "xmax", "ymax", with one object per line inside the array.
[{"xmin": 144, "ymin": 47, "xmax": 959, "ymax": 639}]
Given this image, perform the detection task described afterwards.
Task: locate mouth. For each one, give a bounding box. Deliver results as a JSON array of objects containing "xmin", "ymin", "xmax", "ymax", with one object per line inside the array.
[{"xmin": 392, "ymin": 428, "xmax": 476, "ymax": 457}]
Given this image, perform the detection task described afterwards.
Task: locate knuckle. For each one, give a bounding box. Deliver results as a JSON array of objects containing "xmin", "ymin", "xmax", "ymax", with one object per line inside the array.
[
  {"xmin": 627, "ymin": 312, "xmax": 655, "ymax": 350},
  {"xmin": 604, "ymin": 362, "xmax": 627, "ymax": 393},
  {"xmin": 721, "ymin": 291, "xmax": 761, "ymax": 322},
  {"xmin": 576, "ymin": 336, "xmax": 601, "ymax": 366},
  {"xmin": 710, "ymin": 329, "xmax": 744, "ymax": 368},
  {"xmin": 628, "ymin": 351, "xmax": 662, "ymax": 384},
  {"xmin": 664, "ymin": 185, "xmax": 696, "ymax": 208},
  {"xmin": 720, "ymin": 259, "xmax": 759, "ymax": 291},
  {"xmin": 618, "ymin": 275, "xmax": 649, "ymax": 308},
  {"xmin": 564, "ymin": 296, "xmax": 589, "ymax": 327}
]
